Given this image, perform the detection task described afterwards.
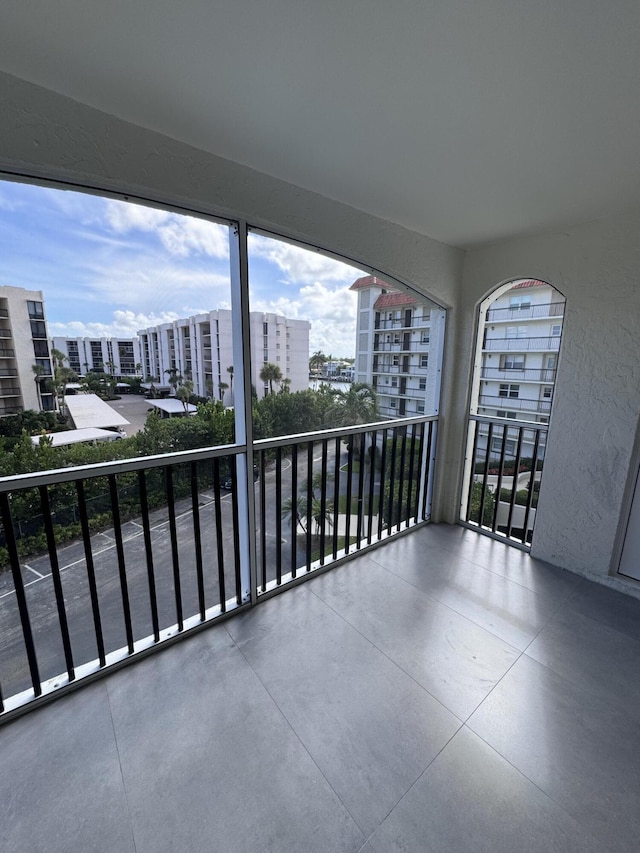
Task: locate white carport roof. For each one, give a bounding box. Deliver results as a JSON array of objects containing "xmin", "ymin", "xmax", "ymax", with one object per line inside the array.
[
  {"xmin": 31, "ymin": 428, "xmax": 123, "ymax": 447},
  {"xmin": 147, "ymin": 399, "xmax": 197, "ymax": 415},
  {"xmin": 64, "ymin": 394, "xmax": 130, "ymax": 429}
]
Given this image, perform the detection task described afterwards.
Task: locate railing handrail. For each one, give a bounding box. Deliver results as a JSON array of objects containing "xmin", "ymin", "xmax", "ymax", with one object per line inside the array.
[
  {"xmin": 486, "ymin": 301, "xmax": 565, "ymax": 321},
  {"xmin": 0, "ymin": 415, "xmax": 438, "ymax": 492},
  {"xmin": 469, "ymin": 412, "xmax": 548, "ymax": 428}
]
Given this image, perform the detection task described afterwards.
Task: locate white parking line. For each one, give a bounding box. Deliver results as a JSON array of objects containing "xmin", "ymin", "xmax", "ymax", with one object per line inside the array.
[
  {"xmin": 24, "ymin": 565, "xmax": 45, "ymax": 579},
  {"xmin": 0, "ymin": 496, "xmax": 220, "ymax": 602}
]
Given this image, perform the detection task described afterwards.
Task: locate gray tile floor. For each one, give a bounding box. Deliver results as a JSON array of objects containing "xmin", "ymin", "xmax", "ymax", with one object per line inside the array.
[{"xmin": 2, "ymin": 523, "xmax": 639, "ymax": 852}]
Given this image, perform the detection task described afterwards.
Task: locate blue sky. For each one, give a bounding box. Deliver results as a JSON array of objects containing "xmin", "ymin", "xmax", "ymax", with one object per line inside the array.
[{"xmin": 0, "ymin": 179, "xmax": 362, "ymax": 357}]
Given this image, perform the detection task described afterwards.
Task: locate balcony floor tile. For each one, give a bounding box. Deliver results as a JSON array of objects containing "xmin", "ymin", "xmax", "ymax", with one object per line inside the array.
[
  {"xmin": 306, "ymin": 554, "xmax": 519, "ymax": 719},
  {"xmin": 2, "ymin": 522, "xmax": 640, "ymax": 852},
  {"xmin": 363, "ymin": 726, "xmax": 609, "ymax": 853},
  {"xmin": 106, "ymin": 624, "xmax": 364, "ymax": 853},
  {"xmin": 226, "ymin": 584, "xmax": 461, "ymax": 836}
]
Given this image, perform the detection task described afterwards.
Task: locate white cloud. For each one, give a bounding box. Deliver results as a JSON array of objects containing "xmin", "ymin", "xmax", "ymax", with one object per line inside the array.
[
  {"xmin": 249, "ymin": 234, "xmax": 359, "ymax": 286},
  {"xmin": 104, "ymin": 199, "xmax": 229, "ymax": 259},
  {"xmin": 49, "ymin": 309, "xmax": 183, "ymax": 338}
]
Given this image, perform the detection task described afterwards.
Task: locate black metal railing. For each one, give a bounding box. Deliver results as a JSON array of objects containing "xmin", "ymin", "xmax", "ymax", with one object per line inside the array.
[
  {"xmin": 0, "ymin": 416, "xmax": 437, "ymax": 720},
  {"xmin": 374, "ymin": 317, "xmax": 430, "ymax": 330},
  {"xmin": 462, "ymin": 415, "xmax": 547, "ymax": 548},
  {"xmin": 486, "ymin": 301, "xmax": 564, "ymax": 322},
  {"xmin": 480, "ymin": 367, "xmax": 556, "ymax": 382},
  {"xmin": 482, "ymin": 336, "xmax": 561, "ymax": 352},
  {"xmin": 373, "ymin": 341, "xmax": 430, "ymax": 353},
  {"xmin": 478, "ymin": 395, "xmax": 551, "ymax": 414}
]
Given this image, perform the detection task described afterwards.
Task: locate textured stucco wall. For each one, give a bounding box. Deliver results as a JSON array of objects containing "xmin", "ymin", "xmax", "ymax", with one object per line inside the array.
[{"xmin": 453, "ymin": 215, "xmax": 640, "ymax": 596}]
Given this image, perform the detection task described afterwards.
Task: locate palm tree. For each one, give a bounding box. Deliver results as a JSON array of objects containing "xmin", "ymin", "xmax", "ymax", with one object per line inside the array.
[
  {"xmin": 259, "ymin": 362, "xmax": 282, "ymax": 394},
  {"xmin": 309, "ymin": 350, "xmax": 326, "ymax": 374},
  {"xmin": 281, "ymin": 495, "xmax": 307, "ymax": 533},
  {"xmin": 176, "ymin": 379, "xmax": 194, "ymax": 413},
  {"xmin": 218, "ymin": 381, "xmax": 229, "ymax": 403},
  {"xmin": 280, "ymin": 377, "xmax": 291, "ymax": 393},
  {"xmin": 328, "ymin": 382, "xmax": 378, "ymax": 427},
  {"xmin": 32, "ymin": 363, "xmax": 47, "ymax": 410}
]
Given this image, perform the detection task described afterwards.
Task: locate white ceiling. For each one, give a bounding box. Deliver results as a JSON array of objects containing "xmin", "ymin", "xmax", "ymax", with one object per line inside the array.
[{"xmin": 1, "ymin": 1, "xmax": 640, "ymax": 247}]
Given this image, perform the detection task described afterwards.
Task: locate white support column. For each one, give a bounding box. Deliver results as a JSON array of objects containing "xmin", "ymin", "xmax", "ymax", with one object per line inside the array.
[{"xmin": 229, "ymin": 221, "xmax": 257, "ymax": 604}]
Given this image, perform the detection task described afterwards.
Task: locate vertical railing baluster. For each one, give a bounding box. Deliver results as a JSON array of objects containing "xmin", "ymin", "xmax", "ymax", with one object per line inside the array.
[
  {"xmin": 396, "ymin": 427, "xmax": 408, "ymax": 532},
  {"xmin": 212, "ymin": 458, "xmax": 226, "ymax": 611},
  {"xmin": 190, "ymin": 462, "xmax": 206, "ymax": 621},
  {"xmin": 356, "ymin": 432, "xmax": 366, "ymax": 549},
  {"xmin": 465, "ymin": 420, "xmax": 481, "ymax": 523},
  {"xmin": 332, "ymin": 437, "xmax": 340, "ymax": 560},
  {"xmin": 421, "ymin": 421, "xmax": 433, "ymax": 521},
  {"xmin": 0, "ymin": 492, "xmax": 41, "ymax": 696},
  {"xmin": 506, "ymin": 427, "xmax": 524, "ymax": 539},
  {"xmin": 491, "ymin": 425, "xmax": 508, "ymax": 533},
  {"xmin": 275, "ymin": 447, "xmax": 282, "ymax": 585},
  {"xmin": 108, "ymin": 475, "xmax": 134, "ymax": 654},
  {"xmin": 39, "ymin": 486, "xmax": 75, "ymax": 681},
  {"xmin": 386, "ymin": 428, "xmax": 399, "ymax": 535},
  {"xmin": 229, "ymin": 459, "xmax": 242, "ymax": 605},
  {"xmin": 137, "ymin": 470, "xmax": 159, "ymax": 643},
  {"xmin": 319, "ymin": 439, "xmax": 328, "ymax": 565},
  {"xmin": 259, "ymin": 449, "xmax": 267, "ymax": 592},
  {"xmin": 522, "ymin": 428, "xmax": 542, "ymax": 545},
  {"xmin": 405, "ymin": 424, "xmax": 418, "ymax": 526},
  {"xmin": 478, "ymin": 424, "xmax": 494, "ymax": 529},
  {"xmin": 344, "ymin": 437, "xmax": 354, "ymax": 554},
  {"xmin": 367, "ymin": 430, "xmax": 377, "ymax": 544},
  {"xmin": 0, "ymin": 680, "xmax": 4, "ymax": 713},
  {"xmin": 76, "ymin": 479, "xmax": 107, "ymax": 664},
  {"xmin": 165, "ymin": 467, "xmax": 184, "ymax": 630},
  {"xmin": 306, "ymin": 441, "xmax": 313, "ymax": 571},
  {"xmin": 377, "ymin": 429, "xmax": 388, "ymax": 540},
  {"xmin": 290, "ymin": 444, "xmax": 298, "ymax": 578}
]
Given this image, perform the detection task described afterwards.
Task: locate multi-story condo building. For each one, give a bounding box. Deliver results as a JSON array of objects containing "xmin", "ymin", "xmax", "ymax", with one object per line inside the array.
[
  {"xmin": 51, "ymin": 337, "xmax": 143, "ymax": 377},
  {"xmin": 350, "ymin": 275, "xmax": 446, "ymax": 419},
  {"xmin": 471, "ymin": 279, "xmax": 565, "ymax": 458},
  {"xmin": 138, "ymin": 310, "xmax": 309, "ymax": 401},
  {"xmin": 0, "ymin": 286, "xmax": 54, "ymax": 414}
]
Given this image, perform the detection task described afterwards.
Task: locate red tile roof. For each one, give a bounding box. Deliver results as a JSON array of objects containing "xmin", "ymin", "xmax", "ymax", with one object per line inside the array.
[
  {"xmin": 511, "ymin": 279, "xmax": 547, "ymax": 289},
  {"xmin": 373, "ymin": 292, "xmax": 417, "ymax": 310},
  {"xmin": 349, "ymin": 275, "xmax": 389, "ymax": 291}
]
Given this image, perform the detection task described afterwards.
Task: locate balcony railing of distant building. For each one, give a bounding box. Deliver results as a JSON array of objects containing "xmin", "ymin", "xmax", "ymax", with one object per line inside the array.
[
  {"xmin": 0, "ymin": 415, "xmax": 437, "ymax": 722},
  {"xmin": 0, "ymin": 309, "xmax": 8, "ymax": 319},
  {"xmin": 374, "ymin": 315, "xmax": 430, "ymax": 331},
  {"xmin": 373, "ymin": 341, "xmax": 430, "ymax": 353},
  {"xmin": 482, "ymin": 336, "xmax": 561, "ymax": 352},
  {"xmin": 486, "ymin": 302, "xmax": 565, "ymax": 322},
  {"xmin": 478, "ymin": 395, "xmax": 552, "ymax": 415},
  {"xmin": 0, "ymin": 328, "xmax": 13, "ymax": 339},
  {"xmin": 480, "ymin": 367, "xmax": 557, "ymax": 382},
  {"xmin": 0, "ymin": 369, "xmax": 18, "ymax": 378},
  {"xmin": 0, "ymin": 387, "xmax": 21, "ymax": 398},
  {"xmin": 0, "ymin": 349, "xmax": 15, "ymax": 358},
  {"xmin": 461, "ymin": 414, "xmax": 547, "ymax": 549}
]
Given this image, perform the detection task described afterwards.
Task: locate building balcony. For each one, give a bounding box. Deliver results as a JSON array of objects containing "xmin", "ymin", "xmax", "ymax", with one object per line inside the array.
[
  {"xmin": 486, "ymin": 301, "xmax": 565, "ymax": 322},
  {"xmin": 1, "ymin": 513, "xmax": 638, "ymax": 851},
  {"xmin": 0, "ymin": 368, "xmax": 18, "ymax": 378},
  {"xmin": 0, "ymin": 328, "xmax": 12, "ymax": 339},
  {"xmin": 374, "ymin": 316, "xmax": 430, "ymax": 330},
  {"xmin": 478, "ymin": 395, "xmax": 552, "ymax": 414},
  {"xmin": 483, "ymin": 336, "xmax": 561, "ymax": 353},
  {"xmin": 481, "ymin": 367, "xmax": 557, "ymax": 382},
  {"xmin": 0, "ymin": 349, "xmax": 15, "ymax": 358},
  {"xmin": 0, "ymin": 308, "xmax": 8, "ymax": 319},
  {"xmin": 373, "ymin": 341, "xmax": 429, "ymax": 353},
  {"xmin": 0, "ymin": 386, "xmax": 21, "ymax": 397}
]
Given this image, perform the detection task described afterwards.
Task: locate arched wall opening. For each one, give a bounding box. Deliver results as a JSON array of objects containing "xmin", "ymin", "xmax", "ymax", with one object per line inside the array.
[{"xmin": 460, "ymin": 277, "xmax": 566, "ymax": 548}]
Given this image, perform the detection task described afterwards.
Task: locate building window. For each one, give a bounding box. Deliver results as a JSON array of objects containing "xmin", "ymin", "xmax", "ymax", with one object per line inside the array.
[
  {"xmin": 263, "ymin": 322, "xmax": 269, "ymax": 335},
  {"xmin": 27, "ymin": 300, "xmax": 44, "ymax": 319},
  {"xmin": 417, "ymin": 403, "xmax": 425, "ymax": 413},
  {"xmin": 421, "ymin": 333, "xmax": 430, "ymax": 344},
  {"xmin": 492, "ymin": 437, "xmax": 517, "ymax": 454},
  {"xmin": 391, "ymin": 377, "xmax": 398, "ymax": 387},
  {"xmin": 33, "ymin": 340, "xmax": 49, "ymax": 358},
  {"xmin": 542, "ymin": 386, "xmax": 553, "ymax": 399},
  {"xmin": 389, "ymin": 399, "xmax": 397, "ymax": 408},
  {"xmin": 420, "ymin": 355, "xmax": 428, "ymax": 368},
  {"xmin": 30, "ymin": 320, "xmax": 47, "ymax": 338},
  {"xmin": 392, "ymin": 355, "xmax": 400, "ymax": 366},
  {"xmin": 495, "ymin": 410, "xmax": 518, "ymax": 419},
  {"xmin": 551, "ymin": 323, "xmax": 562, "ymax": 336},
  {"xmin": 506, "ymin": 325, "xmax": 529, "ymax": 338},
  {"xmin": 509, "ymin": 296, "xmax": 531, "ymax": 310},
  {"xmin": 500, "ymin": 354, "xmax": 525, "ymax": 370},
  {"xmin": 419, "ymin": 377, "xmax": 427, "ymax": 390},
  {"xmin": 499, "ymin": 383, "xmax": 520, "ymax": 398}
]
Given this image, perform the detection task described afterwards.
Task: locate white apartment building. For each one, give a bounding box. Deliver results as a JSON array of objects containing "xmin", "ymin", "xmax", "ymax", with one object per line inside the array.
[
  {"xmin": 0, "ymin": 285, "xmax": 54, "ymax": 415},
  {"xmin": 51, "ymin": 337, "xmax": 143, "ymax": 378},
  {"xmin": 351, "ymin": 275, "xmax": 446, "ymax": 419},
  {"xmin": 138, "ymin": 310, "xmax": 309, "ymax": 402},
  {"xmin": 472, "ymin": 279, "xmax": 565, "ymax": 457}
]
